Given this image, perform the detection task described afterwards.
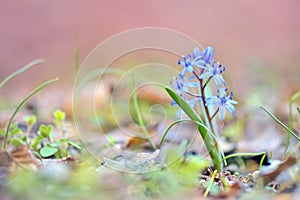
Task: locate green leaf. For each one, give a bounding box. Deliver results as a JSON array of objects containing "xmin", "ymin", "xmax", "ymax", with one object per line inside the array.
[
  {"xmin": 32, "ymin": 151, "xmax": 43, "ymax": 161},
  {"xmin": 0, "ymin": 129, "xmax": 5, "ymax": 137},
  {"xmin": 23, "ymin": 115, "xmax": 37, "ymax": 127},
  {"xmin": 165, "ymin": 87, "xmax": 223, "ymax": 171},
  {"xmin": 165, "ymin": 87, "xmax": 203, "ymax": 123},
  {"xmin": 10, "ymin": 128, "xmax": 23, "ymax": 136},
  {"xmin": 11, "ymin": 137, "xmax": 26, "ymax": 146},
  {"xmin": 49, "ymin": 132, "xmax": 56, "ymax": 141},
  {"xmin": 38, "ymin": 125, "xmax": 53, "ymax": 138},
  {"xmin": 49, "ymin": 141, "xmax": 61, "ymax": 148},
  {"xmin": 261, "ymin": 106, "xmax": 300, "ymax": 141},
  {"xmin": 67, "ymin": 140, "xmax": 81, "ymax": 150},
  {"xmin": 40, "ymin": 146, "xmax": 58, "ymax": 158},
  {"xmin": 107, "ymin": 135, "xmax": 116, "ymax": 145},
  {"xmin": 53, "ymin": 109, "xmax": 66, "ymax": 123},
  {"xmin": 30, "ymin": 135, "xmax": 43, "ymax": 150},
  {"xmin": 297, "ymin": 107, "xmax": 300, "ymax": 115}
]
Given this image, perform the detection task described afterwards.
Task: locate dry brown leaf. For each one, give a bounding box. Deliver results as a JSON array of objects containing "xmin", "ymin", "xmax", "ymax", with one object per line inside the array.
[
  {"xmin": 0, "ymin": 146, "xmax": 40, "ymax": 178},
  {"xmin": 9, "ymin": 145, "xmax": 41, "ymax": 171},
  {"xmin": 260, "ymin": 156, "xmax": 297, "ymax": 184},
  {"xmin": 216, "ymin": 182, "xmax": 241, "ymax": 199},
  {"xmin": 0, "ymin": 151, "xmax": 14, "ymax": 178},
  {"xmin": 126, "ymin": 137, "xmax": 147, "ymax": 148}
]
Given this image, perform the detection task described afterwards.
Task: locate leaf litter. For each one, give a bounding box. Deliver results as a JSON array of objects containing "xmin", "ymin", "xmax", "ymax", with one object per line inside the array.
[{"xmin": 0, "ymin": 63, "xmax": 300, "ymax": 199}]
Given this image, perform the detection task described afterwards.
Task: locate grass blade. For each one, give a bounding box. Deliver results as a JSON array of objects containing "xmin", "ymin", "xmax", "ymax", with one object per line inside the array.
[
  {"xmin": 260, "ymin": 106, "xmax": 300, "ymax": 141},
  {"xmin": 204, "ymin": 170, "xmax": 217, "ymax": 197},
  {"xmin": 3, "ymin": 78, "xmax": 58, "ymax": 150},
  {"xmin": 223, "ymin": 151, "xmax": 266, "ymax": 169},
  {"xmin": 286, "ymin": 89, "xmax": 300, "ymax": 158},
  {"xmin": 290, "ymin": 90, "xmax": 300, "ymax": 104},
  {"xmin": 131, "ymin": 76, "xmax": 156, "ymax": 149},
  {"xmin": 0, "ymin": 59, "xmax": 44, "ymax": 89}
]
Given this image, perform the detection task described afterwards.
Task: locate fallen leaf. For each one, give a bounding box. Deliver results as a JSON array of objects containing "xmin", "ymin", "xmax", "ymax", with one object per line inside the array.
[
  {"xmin": 259, "ymin": 156, "xmax": 297, "ymax": 184},
  {"xmin": 126, "ymin": 137, "xmax": 147, "ymax": 148},
  {"xmin": 0, "ymin": 151, "xmax": 14, "ymax": 178},
  {"xmin": 9, "ymin": 145, "xmax": 41, "ymax": 171},
  {"xmin": 216, "ymin": 182, "xmax": 241, "ymax": 199}
]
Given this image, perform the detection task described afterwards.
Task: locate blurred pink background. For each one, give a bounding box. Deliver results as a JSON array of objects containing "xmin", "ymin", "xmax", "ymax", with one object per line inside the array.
[{"xmin": 1, "ymin": 0, "xmax": 300, "ymax": 99}]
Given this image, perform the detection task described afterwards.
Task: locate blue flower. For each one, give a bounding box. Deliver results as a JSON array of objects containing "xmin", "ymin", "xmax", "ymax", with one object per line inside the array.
[
  {"xmin": 192, "ymin": 46, "xmax": 214, "ymax": 68},
  {"xmin": 178, "ymin": 47, "xmax": 201, "ymax": 77},
  {"xmin": 199, "ymin": 61, "xmax": 226, "ymax": 87},
  {"xmin": 202, "ymin": 46, "xmax": 214, "ymax": 64},
  {"xmin": 170, "ymin": 75, "xmax": 200, "ymax": 95},
  {"xmin": 170, "ymin": 75, "xmax": 201, "ymax": 119},
  {"xmin": 170, "ymin": 75, "xmax": 188, "ymax": 94},
  {"xmin": 206, "ymin": 88, "xmax": 238, "ymax": 121}
]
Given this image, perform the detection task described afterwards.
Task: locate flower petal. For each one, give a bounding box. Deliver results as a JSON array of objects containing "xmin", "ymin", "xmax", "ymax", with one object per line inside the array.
[
  {"xmin": 225, "ymin": 103, "xmax": 235, "ymax": 116},
  {"xmin": 218, "ymin": 88, "xmax": 227, "ymax": 98},
  {"xmin": 193, "ymin": 47, "xmax": 201, "ymax": 58},
  {"xmin": 218, "ymin": 106, "xmax": 226, "ymax": 121},
  {"xmin": 195, "ymin": 60, "xmax": 207, "ymax": 68},
  {"xmin": 206, "ymin": 97, "xmax": 220, "ymax": 106},
  {"xmin": 202, "ymin": 46, "xmax": 214, "ymax": 63},
  {"xmin": 188, "ymin": 82, "xmax": 200, "ymax": 87},
  {"xmin": 187, "ymin": 65, "xmax": 194, "ymax": 73},
  {"xmin": 180, "ymin": 68, "xmax": 187, "ymax": 77},
  {"xmin": 229, "ymin": 99, "xmax": 238, "ymax": 104},
  {"xmin": 199, "ymin": 72, "xmax": 212, "ymax": 79}
]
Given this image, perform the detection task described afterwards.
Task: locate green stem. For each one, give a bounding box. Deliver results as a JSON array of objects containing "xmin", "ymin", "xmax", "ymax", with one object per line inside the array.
[
  {"xmin": 261, "ymin": 106, "xmax": 300, "ymax": 141},
  {"xmin": 3, "ymin": 78, "xmax": 58, "ymax": 150},
  {"xmin": 0, "ymin": 59, "xmax": 44, "ymax": 89},
  {"xmin": 284, "ymin": 104, "xmax": 292, "ymax": 159},
  {"xmin": 193, "ymin": 72, "xmax": 221, "ymax": 169},
  {"xmin": 204, "ymin": 170, "xmax": 217, "ymax": 197},
  {"xmin": 210, "ymin": 108, "xmax": 219, "ymax": 121},
  {"xmin": 131, "ymin": 77, "xmax": 156, "ymax": 150},
  {"xmin": 223, "ymin": 151, "xmax": 266, "ymax": 170}
]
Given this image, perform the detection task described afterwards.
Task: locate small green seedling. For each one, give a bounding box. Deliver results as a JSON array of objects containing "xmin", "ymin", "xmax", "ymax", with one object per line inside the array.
[
  {"xmin": 23, "ymin": 115, "xmax": 37, "ymax": 128},
  {"xmin": 38, "ymin": 124, "xmax": 53, "ymax": 139}
]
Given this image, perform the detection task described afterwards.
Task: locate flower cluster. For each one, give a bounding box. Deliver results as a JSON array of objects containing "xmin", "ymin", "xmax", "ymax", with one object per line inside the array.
[{"xmin": 171, "ymin": 46, "xmax": 237, "ymax": 121}]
